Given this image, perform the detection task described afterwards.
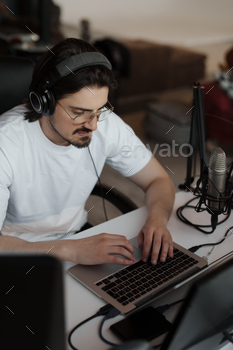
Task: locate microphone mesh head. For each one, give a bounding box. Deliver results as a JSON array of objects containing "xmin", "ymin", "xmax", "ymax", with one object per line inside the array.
[{"xmin": 209, "ymin": 147, "xmax": 227, "ymax": 172}]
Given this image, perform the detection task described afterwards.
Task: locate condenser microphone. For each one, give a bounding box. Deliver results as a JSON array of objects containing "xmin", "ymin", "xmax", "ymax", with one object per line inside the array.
[
  {"xmin": 207, "ymin": 147, "xmax": 227, "ymax": 214},
  {"xmin": 177, "ymin": 146, "xmax": 233, "ymax": 233}
]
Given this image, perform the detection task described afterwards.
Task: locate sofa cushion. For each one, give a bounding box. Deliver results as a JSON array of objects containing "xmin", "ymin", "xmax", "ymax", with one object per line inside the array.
[{"xmin": 144, "ymin": 101, "xmax": 192, "ymax": 145}]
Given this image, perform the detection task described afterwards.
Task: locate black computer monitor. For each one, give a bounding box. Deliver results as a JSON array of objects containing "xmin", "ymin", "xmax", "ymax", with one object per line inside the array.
[
  {"xmin": 0, "ymin": 254, "xmax": 65, "ymax": 350},
  {"xmin": 162, "ymin": 255, "xmax": 233, "ymax": 350}
]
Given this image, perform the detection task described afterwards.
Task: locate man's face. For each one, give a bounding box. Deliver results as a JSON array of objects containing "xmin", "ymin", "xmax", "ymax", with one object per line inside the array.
[{"xmin": 47, "ymin": 86, "xmax": 109, "ymax": 148}]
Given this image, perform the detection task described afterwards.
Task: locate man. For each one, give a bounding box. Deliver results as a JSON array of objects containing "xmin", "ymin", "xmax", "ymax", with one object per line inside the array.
[{"xmin": 0, "ymin": 38, "xmax": 175, "ymax": 265}]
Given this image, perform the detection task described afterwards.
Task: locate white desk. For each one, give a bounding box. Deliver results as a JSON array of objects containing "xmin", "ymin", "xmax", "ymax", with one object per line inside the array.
[{"xmin": 63, "ymin": 191, "xmax": 233, "ymax": 350}]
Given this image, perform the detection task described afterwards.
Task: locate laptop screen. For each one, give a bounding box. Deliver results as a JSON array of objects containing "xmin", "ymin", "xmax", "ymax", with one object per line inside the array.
[
  {"xmin": 0, "ymin": 254, "xmax": 65, "ymax": 350},
  {"xmin": 161, "ymin": 256, "xmax": 233, "ymax": 350}
]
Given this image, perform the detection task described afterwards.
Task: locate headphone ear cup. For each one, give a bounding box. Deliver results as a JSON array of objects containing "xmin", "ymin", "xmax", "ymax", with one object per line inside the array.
[
  {"xmin": 41, "ymin": 90, "xmax": 53, "ymax": 116},
  {"xmin": 29, "ymin": 89, "xmax": 55, "ymax": 116},
  {"xmin": 29, "ymin": 88, "xmax": 45, "ymax": 115},
  {"xmin": 47, "ymin": 90, "xmax": 56, "ymax": 116}
]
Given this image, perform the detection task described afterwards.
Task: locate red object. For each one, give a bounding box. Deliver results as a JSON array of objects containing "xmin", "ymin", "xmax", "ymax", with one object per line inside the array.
[{"xmin": 203, "ymin": 82, "xmax": 233, "ymax": 147}]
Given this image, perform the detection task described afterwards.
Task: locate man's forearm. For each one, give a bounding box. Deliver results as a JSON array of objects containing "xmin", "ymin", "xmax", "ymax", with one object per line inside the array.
[
  {"xmin": 0, "ymin": 232, "xmax": 136, "ymax": 265},
  {"xmin": 144, "ymin": 176, "xmax": 175, "ymax": 225},
  {"xmin": 0, "ymin": 234, "xmax": 66, "ymax": 260}
]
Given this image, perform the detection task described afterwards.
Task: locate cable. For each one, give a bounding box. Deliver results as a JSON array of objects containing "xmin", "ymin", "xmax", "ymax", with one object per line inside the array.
[
  {"xmin": 155, "ymin": 298, "xmax": 186, "ymax": 314},
  {"xmin": 68, "ymin": 314, "xmax": 97, "ymax": 350},
  {"xmin": 68, "ymin": 303, "xmax": 114, "ymax": 350},
  {"xmin": 88, "ymin": 146, "xmax": 108, "ymax": 221},
  {"xmin": 177, "ymin": 196, "xmax": 231, "ymax": 234},
  {"xmin": 204, "ymin": 245, "xmax": 216, "ymax": 261},
  {"xmin": 99, "ymin": 307, "xmax": 121, "ymax": 347},
  {"xmin": 189, "ymin": 225, "xmax": 233, "ymax": 255},
  {"xmin": 204, "ymin": 226, "xmax": 233, "ymax": 261}
]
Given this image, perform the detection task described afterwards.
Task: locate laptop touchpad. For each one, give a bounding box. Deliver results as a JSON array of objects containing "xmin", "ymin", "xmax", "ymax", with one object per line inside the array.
[{"xmin": 110, "ymin": 236, "xmax": 142, "ymax": 270}]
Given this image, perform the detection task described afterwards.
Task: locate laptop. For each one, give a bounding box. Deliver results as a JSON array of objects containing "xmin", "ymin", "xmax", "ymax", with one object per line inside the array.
[{"xmin": 68, "ymin": 236, "xmax": 208, "ymax": 314}]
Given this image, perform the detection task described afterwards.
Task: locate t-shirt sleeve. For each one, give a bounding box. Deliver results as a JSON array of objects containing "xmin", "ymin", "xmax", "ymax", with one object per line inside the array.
[
  {"xmin": 0, "ymin": 148, "xmax": 12, "ymax": 230},
  {"xmin": 104, "ymin": 114, "xmax": 152, "ymax": 177}
]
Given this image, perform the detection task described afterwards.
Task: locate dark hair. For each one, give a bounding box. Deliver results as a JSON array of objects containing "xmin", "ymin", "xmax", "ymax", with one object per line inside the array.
[{"xmin": 24, "ymin": 38, "xmax": 117, "ymax": 122}]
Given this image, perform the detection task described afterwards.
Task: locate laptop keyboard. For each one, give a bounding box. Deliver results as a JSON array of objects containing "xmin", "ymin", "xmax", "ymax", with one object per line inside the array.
[{"xmin": 95, "ymin": 247, "xmax": 199, "ymax": 306}]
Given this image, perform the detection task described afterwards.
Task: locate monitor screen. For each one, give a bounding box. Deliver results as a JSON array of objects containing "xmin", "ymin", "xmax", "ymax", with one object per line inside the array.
[
  {"xmin": 0, "ymin": 254, "xmax": 65, "ymax": 350},
  {"xmin": 162, "ymin": 255, "xmax": 233, "ymax": 350}
]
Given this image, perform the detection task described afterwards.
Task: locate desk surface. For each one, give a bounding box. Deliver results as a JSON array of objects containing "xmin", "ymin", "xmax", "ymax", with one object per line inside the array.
[{"xmin": 63, "ymin": 191, "xmax": 233, "ymax": 350}]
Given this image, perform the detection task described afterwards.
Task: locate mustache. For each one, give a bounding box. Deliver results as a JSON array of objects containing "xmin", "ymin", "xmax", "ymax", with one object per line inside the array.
[{"xmin": 73, "ymin": 127, "xmax": 91, "ymax": 135}]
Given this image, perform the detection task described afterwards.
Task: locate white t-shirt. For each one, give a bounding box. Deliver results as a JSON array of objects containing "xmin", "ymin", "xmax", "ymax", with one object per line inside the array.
[{"xmin": 0, "ymin": 105, "xmax": 151, "ymax": 241}]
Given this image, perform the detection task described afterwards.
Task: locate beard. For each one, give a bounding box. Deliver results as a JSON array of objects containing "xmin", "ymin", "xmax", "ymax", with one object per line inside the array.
[{"xmin": 49, "ymin": 116, "xmax": 92, "ymax": 148}]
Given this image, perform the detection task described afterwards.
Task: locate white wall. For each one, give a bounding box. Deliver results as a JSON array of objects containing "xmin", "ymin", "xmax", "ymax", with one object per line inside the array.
[{"xmin": 55, "ymin": 0, "xmax": 233, "ymax": 46}]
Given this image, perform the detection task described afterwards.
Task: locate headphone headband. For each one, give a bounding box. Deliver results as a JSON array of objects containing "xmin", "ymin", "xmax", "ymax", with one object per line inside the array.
[
  {"xmin": 38, "ymin": 52, "xmax": 112, "ymax": 92},
  {"xmin": 29, "ymin": 51, "xmax": 112, "ymax": 116}
]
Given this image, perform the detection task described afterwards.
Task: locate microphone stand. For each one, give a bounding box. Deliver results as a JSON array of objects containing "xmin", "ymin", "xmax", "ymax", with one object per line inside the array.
[
  {"xmin": 179, "ymin": 83, "xmax": 207, "ymax": 193},
  {"xmin": 178, "ymin": 83, "xmax": 233, "ymax": 232}
]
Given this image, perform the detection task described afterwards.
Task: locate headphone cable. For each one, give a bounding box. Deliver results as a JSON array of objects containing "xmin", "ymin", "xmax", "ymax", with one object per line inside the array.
[{"xmin": 88, "ymin": 146, "xmax": 108, "ymax": 221}]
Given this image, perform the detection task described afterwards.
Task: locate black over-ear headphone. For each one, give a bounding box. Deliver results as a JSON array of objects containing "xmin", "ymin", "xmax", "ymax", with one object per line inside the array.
[{"xmin": 29, "ymin": 52, "xmax": 112, "ymax": 116}]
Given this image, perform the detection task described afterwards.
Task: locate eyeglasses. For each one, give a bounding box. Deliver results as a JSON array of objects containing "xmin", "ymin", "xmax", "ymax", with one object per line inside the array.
[{"xmin": 57, "ymin": 101, "xmax": 114, "ymax": 125}]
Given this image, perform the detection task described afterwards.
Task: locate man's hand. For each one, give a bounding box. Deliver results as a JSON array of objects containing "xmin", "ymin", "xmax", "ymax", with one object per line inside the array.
[
  {"xmin": 137, "ymin": 218, "xmax": 173, "ymax": 265},
  {"xmin": 0, "ymin": 233, "xmax": 136, "ymax": 266},
  {"xmin": 65, "ymin": 233, "xmax": 136, "ymax": 265},
  {"xmin": 129, "ymin": 157, "xmax": 175, "ymax": 265}
]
